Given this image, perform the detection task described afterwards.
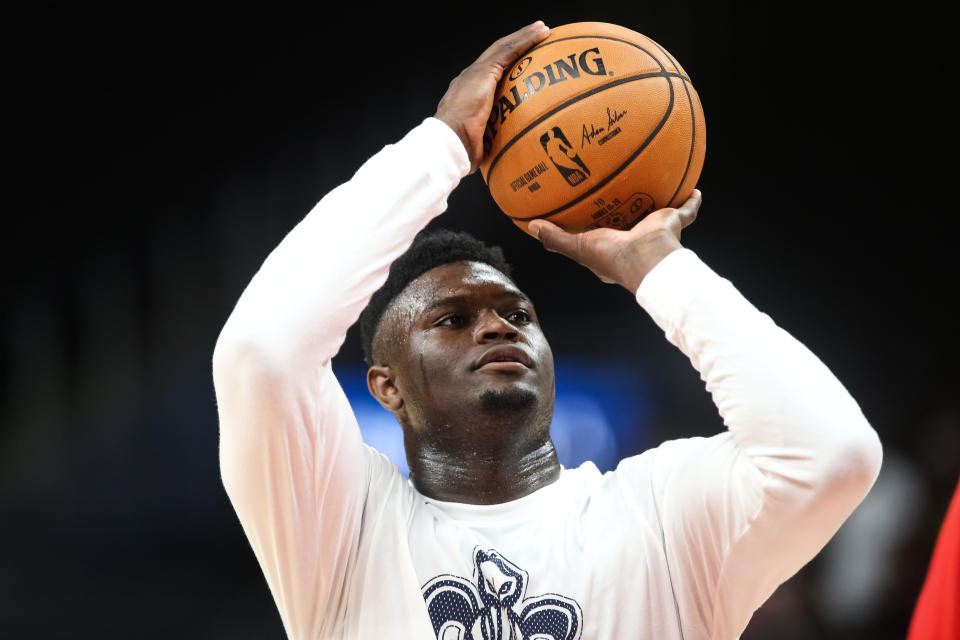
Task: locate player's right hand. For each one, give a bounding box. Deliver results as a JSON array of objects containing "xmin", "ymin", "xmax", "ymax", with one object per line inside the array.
[
  {"xmin": 530, "ymin": 190, "xmax": 702, "ymax": 293},
  {"xmin": 435, "ymin": 21, "xmax": 550, "ymax": 174}
]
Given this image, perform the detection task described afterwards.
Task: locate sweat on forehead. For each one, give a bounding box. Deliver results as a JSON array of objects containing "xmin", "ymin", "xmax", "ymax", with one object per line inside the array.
[
  {"xmin": 371, "ymin": 261, "xmax": 519, "ymax": 362},
  {"xmin": 357, "ymin": 229, "xmax": 515, "ymax": 365},
  {"xmin": 399, "ymin": 262, "xmax": 519, "ymax": 316}
]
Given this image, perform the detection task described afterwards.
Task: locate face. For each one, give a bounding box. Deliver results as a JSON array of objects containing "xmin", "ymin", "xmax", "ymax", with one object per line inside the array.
[{"xmin": 369, "ymin": 261, "xmax": 555, "ymax": 447}]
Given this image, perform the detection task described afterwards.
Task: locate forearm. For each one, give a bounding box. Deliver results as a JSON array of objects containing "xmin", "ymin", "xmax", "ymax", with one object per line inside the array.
[
  {"xmin": 635, "ymin": 249, "xmax": 882, "ymax": 634},
  {"xmin": 637, "ymin": 249, "xmax": 881, "ymax": 485},
  {"xmin": 214, "ymin": 115, "xmax": 470, "ymax": 530},
  {"xmin": 214, "ymin": 117, "xmax": 470, "ymax": 369}
]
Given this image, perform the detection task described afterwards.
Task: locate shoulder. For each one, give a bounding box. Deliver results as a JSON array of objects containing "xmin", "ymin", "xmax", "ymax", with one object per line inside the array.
[
  {"xmin": 361, "ymin": 445, "xmax": 419, "ymax": 518},
  {"xmin": 560, "ymin": 434, "xmax": 737, "ymax": 488},
  {"xmin": 617, "ymin": 433, "xmax": 740, "ymax": 479},
  {"xmin": 570, "ymin": 434, "xmax": 742, "ymax": 514}
]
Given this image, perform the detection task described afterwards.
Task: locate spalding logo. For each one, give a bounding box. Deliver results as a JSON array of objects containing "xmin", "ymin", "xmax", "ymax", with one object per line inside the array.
[
  {"xmin": 487, "ymin": 48, "xmax": 610, "ymax": 142},
  {"xmin": 508, "ymin": 56, "xmax": 532, "ymax": 81}
]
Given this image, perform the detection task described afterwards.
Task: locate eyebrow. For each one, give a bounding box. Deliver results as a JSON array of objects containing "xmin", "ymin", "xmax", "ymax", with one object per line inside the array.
[{"xmin": 420, "ymin": 289, "xmax": 531, "ymax": 316}]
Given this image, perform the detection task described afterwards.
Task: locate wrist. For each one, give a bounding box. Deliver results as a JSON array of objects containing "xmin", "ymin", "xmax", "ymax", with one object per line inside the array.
[
  {"xmin": 434, "ymin": 113, "xmax": 474, "ymax": 171},
  {"xmin": 622, "ymin": 231, "xmax": 683, "ymax": 293}
]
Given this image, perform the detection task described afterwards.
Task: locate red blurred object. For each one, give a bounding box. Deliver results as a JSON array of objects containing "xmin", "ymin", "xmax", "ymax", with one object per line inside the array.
[{"xmin": 908, "ymin": 475, "xmax": 960, "ymax": 639}]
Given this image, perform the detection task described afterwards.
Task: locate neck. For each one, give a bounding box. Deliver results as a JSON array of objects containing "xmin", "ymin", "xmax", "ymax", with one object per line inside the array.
[{"xmin": 407, "ymin": 436, "xmax": 561, "ymax": 505}]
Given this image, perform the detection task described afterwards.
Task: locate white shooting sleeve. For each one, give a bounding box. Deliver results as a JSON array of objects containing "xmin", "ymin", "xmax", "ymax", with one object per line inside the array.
[{"xmin": 213, "ymin": 118, "xmax": 470, "ymax": 639}]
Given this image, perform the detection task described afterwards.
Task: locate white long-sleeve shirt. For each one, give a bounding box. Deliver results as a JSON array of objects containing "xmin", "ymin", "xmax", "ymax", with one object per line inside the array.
[{"xmin": 213, "ymin": 117, "xmax": 883, "ymax": 639}]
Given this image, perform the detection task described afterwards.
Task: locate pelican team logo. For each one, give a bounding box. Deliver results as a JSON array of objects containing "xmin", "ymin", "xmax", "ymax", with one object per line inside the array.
[{"xmin": 421, "ymin": 548, "xmax": 583, "ymax": 640}]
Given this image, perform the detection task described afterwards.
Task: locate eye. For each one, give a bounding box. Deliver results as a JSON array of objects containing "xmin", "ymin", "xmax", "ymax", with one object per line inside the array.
[
  {"xmin": 506, "ymin": 309, "xmax": 532, "ymax": 324},
  {"xmin": 435, "ymin": 314, "xmax": 465, "ymax": 327}
]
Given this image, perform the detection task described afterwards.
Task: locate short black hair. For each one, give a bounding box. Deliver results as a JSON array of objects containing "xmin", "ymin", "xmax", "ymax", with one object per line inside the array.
[{"xmin": 359, "ymin": 229, "xmax": 514, "ymax": 365}]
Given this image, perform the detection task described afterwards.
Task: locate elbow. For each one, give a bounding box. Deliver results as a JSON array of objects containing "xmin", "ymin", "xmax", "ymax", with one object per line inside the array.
[
  {"xmin": 211, "ymin": 329, "xmax": 295, "ymax": 445},
  {"xmin": 213, "ymin": 325, "xmax": 250, "ymax": 381},
  {"xmin": 820, "ymin": 416, "xmax": 884, "ymax": 500},
  {"xmin": 213, "ymin": 329, "xmax": 252, "ymax": 391},
  {"xmin": 213, "ymin": 332, "xmax": 284, "ymax": 502},
  {"xmin": 212, "ymin": 324, "xmax": 288, "ymax": 388}
]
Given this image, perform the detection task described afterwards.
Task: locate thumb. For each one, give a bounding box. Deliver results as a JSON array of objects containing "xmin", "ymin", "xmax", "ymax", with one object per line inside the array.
[{"xmin": 529, "ymin": 219, "xmax": 586, "ymax": 261}]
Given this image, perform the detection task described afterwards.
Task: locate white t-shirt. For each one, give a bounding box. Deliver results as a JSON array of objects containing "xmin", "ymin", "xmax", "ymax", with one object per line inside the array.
[{"xmin": 213, "ymin": 118, "xmax": 883, "ymax": 639}]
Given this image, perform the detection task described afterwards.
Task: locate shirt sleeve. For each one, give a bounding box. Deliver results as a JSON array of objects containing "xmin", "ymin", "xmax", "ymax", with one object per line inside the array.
[
  {"xmin": 622, "ymin": 248, "xmax": 883, "ymax": 638},
  {"xmin": 212, "ymin": 118, "xmax": 470, "ymax": 639}
]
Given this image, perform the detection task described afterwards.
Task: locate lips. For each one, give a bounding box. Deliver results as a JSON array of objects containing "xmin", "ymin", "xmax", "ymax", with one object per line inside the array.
[{"xmin": 473, "ymin": 345, "xmax": 533, "ymax": 370}]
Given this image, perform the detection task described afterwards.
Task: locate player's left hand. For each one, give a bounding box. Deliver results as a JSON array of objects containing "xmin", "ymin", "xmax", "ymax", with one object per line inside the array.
[
  {"xmin": 529, "ymin": 189, "xmax": 701, "ymax": 293},
  {"xmin": 435, "ymin": 21, "xmax": 550, "ymax": 174}
]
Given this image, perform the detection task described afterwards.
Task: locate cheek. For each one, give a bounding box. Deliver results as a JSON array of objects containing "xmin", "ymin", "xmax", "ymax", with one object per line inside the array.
[
  {"xmin": 540, "ymin": 347, "xmax": 556, "ymax": 383},
  {"xmin": 530, "ymin": 330, "xmax": 554, "ymax": 367},
  {"xmin": 403, "ymin": 335, "xmax": 461, "ymax": 394}
]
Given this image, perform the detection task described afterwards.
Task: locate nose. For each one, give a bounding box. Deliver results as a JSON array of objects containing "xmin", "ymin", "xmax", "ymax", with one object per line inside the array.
[{"xmin": 473, "ymin": 310, "xmax": 518, "ymax": 343}]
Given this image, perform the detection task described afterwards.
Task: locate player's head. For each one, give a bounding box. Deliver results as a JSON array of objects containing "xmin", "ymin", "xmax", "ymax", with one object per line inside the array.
[
  {"xmin": 360, "ymin": 229, "xmax": 516, "ymax": 365},
  {"xmin": 359, "ymin": 229, "xmax": 555, "ymax": 454}
]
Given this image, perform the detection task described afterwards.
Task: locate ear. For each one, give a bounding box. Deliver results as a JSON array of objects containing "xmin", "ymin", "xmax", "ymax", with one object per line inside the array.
[{"xmin": 367, "ymin": 365, "xmax": 404, "ymax": 412}]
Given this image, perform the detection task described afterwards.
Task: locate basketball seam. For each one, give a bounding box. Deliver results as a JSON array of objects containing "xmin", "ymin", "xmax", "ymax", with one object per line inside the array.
[
  {"xmin": 484, "ymin": 35, "xmax": 684, "ymax": 183},
  {"xmin": 665, "ymin": 79, "xmax": 697, "ymax": 209},
  {"xmin": 647, "ymin": 37, "xmax": 685, "ymax": 77},
  {"xmin": 508, "ymin": 74, "xmax": 678, "ymax": 221},
  {"xmin": 485, "ymin": 70, "xmax": 689, "ymax": 184},
  {"xmin": 525, "ymin": 34, "xmax": 685, "ymax": 77},
  {"xmin": 648, "ymin": 40, "xmax": 699, "ymax": 209}
]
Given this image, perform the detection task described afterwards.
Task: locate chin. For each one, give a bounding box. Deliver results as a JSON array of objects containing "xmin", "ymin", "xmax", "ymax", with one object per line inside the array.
[{"xmin": 478, "ymin": 386, "xmax": 538, "ymax": 412}]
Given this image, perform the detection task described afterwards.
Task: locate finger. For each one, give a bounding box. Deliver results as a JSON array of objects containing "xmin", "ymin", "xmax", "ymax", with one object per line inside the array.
[
  {"xmin": 676, "ymin": 189, "xmax": 702, "ymax": 229},
  {"xmin": 529, "ymin": 219, "xmax": 586, "ymax": 262},
  {"xmin": 475, "ymin": 21, "xmax": 550, "ymax": 71}
]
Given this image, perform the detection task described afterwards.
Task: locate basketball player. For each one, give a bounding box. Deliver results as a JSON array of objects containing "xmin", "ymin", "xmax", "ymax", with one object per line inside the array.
[{"xmin": 213, "ymin": 21, "xmax": 883, "ymax": 639}]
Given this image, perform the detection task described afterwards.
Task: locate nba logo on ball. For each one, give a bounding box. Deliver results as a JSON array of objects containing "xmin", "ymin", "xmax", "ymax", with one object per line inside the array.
[
  {"xmin": 540, "ymin": 127, "xmax": 591, "ymax": 186},
  {"xmin": 480, "ymin": 22, "xmax": 706, "ymax": 235}
]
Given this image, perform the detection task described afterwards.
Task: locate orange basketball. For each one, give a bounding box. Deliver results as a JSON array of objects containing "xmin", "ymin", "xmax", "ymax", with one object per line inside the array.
[{"xmin": 480, "ymin": 22, "xmax": 706, "ymax": 234}]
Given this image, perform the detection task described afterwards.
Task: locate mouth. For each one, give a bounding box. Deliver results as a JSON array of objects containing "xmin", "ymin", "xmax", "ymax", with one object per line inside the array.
[{"xmin": 473, "ymin": 345, "xmax": 533, "ymax": 372}]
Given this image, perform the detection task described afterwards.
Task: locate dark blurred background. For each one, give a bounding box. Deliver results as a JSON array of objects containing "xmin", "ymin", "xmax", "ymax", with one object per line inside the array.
[{"xmin": 3, "ymin": 2, "xmax": 957, "ymax": 638}]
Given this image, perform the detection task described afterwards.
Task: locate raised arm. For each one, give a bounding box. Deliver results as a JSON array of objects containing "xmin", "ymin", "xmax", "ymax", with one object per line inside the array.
[
  {"xmin": 532, "ymin": 195, "xmax": 883, "ymax": 637},
  {"xmin": 213, "ymin": 118, "xmax": 468, "ymax": 638},
  {"xmin": 213, "ymin": 22, "xmax": 549, "ymax": 638}
]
